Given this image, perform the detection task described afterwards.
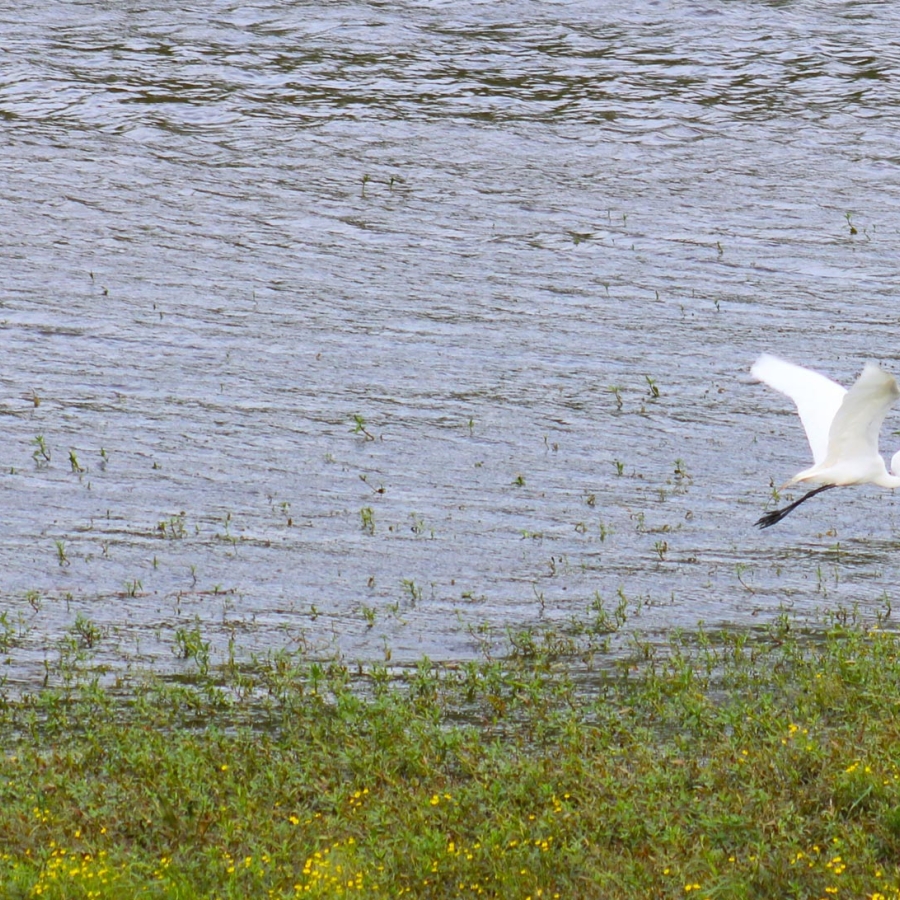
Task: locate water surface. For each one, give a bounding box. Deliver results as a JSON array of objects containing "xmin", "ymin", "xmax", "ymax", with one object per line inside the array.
[{"xmin": 3, "ymin": 0, "xmax": 900, "ymax": 683}]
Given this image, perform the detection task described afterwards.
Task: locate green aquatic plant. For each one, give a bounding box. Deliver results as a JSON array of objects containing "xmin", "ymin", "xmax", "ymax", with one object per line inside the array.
[
  {"xmin": 158, "ymin": 512, "xmax": 187, "ymax": 540},
  {"xmin": 352, "ymin": 414, "xmax": 375, "ymax": 441},
  {"xmin": 401, "ymin": 578, "xmax": 422, "ymax": 603},
  {"xmin": 360, "ymin": 506, "xmax": 375, "ymax": 535},
  {"xmin": 173, "ymin": 623, "xmax": 210, "ymax": 673},
  {"xmin": 609, "ymin": 385, "xmax": 623, "ymax": 410},
  {"xmin": 68, "ymin": 449, "xmax": 84, "ymax": 474},
  {"xmin": 72, "ymin": 613, "xmax": 102, "ymax": 649},
  {"xmin": 32, "ymin": 434, "xmax": 50, "ymax": 467},
  {"xmin": 54, "ymin": 540, "xmax": 69, "ymax": 567}
]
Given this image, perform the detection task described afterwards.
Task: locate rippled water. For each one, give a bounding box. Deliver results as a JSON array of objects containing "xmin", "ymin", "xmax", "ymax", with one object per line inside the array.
[{"xmin": 3, "ymin": 0, "xmax": 900, "ymax": 683}]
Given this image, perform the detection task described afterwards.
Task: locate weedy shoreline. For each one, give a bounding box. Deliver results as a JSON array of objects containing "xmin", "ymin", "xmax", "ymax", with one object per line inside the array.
[{"xmin": 1, "ymin": 606, "xmax": 899, "ymax": 899}]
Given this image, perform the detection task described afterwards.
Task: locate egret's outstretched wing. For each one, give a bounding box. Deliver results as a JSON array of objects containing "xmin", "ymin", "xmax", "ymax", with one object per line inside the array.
[
  {"xmin": 825, "ymin": 363, "xmax": 900, "ymax": 464},
  {"xmin": 750, "ymin": 354, "xmax": 846, "ymax": 465}
]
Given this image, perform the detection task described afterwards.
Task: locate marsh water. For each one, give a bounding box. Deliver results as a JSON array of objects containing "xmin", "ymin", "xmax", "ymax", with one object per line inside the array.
[{"xmin": 3, "ymin": 0, "xmax": 900, "ymax": 684}]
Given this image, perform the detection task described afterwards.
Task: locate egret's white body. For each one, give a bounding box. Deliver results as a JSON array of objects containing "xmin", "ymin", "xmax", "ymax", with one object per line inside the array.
[{"xmin": 751, "ymin": 354, "xmax": 900, "ymax": 527}]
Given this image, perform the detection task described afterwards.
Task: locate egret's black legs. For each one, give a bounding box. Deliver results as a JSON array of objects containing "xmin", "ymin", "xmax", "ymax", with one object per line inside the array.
[{"xmin": 755, "ymin": 483, "xmax": 839, "ymax": 529}]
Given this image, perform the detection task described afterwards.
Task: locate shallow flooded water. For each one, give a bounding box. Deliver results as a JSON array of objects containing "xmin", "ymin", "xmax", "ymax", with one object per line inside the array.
[{"xmin": 3, "ymin": 0, "xmax": 900, "ymax": 684}]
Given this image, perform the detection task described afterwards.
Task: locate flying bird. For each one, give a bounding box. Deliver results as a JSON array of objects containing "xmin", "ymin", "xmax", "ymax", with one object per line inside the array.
[{"xmin": 751, "ymin": 354, "xmax": 900, "ymax": 528}]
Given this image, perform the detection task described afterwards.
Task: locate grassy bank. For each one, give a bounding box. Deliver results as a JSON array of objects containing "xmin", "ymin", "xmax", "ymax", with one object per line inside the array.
[{"xmin": 2, "ymin": 608, "xmax": 900, "ymax": 899}]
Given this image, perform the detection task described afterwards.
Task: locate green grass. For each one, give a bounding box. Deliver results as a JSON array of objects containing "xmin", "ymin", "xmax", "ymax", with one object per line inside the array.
[{"xmin": 2, "ymin": 608, "xmax": 900, "ymax": 899}]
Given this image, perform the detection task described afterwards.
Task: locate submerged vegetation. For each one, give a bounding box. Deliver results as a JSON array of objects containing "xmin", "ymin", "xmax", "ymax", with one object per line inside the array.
[{"xmin": 1, "ymin": 607, "xmax": 900, "ymax": 898}]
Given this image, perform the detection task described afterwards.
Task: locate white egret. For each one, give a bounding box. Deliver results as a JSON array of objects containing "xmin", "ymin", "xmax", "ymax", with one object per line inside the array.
[{"xmin": 751, "ymin": 354, "xmax": 900, "ymax": 528}]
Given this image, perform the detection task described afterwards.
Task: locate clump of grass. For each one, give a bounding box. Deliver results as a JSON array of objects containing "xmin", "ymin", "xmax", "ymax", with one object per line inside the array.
[{"xmin": 1, "ymin": 608, "xmax": 900, "ymax": 898}]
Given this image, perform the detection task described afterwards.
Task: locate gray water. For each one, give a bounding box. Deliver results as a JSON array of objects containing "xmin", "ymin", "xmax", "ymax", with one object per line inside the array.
[{"xmin": 3, "ymin": 0, "xmax": 900, "ymax": 684}]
